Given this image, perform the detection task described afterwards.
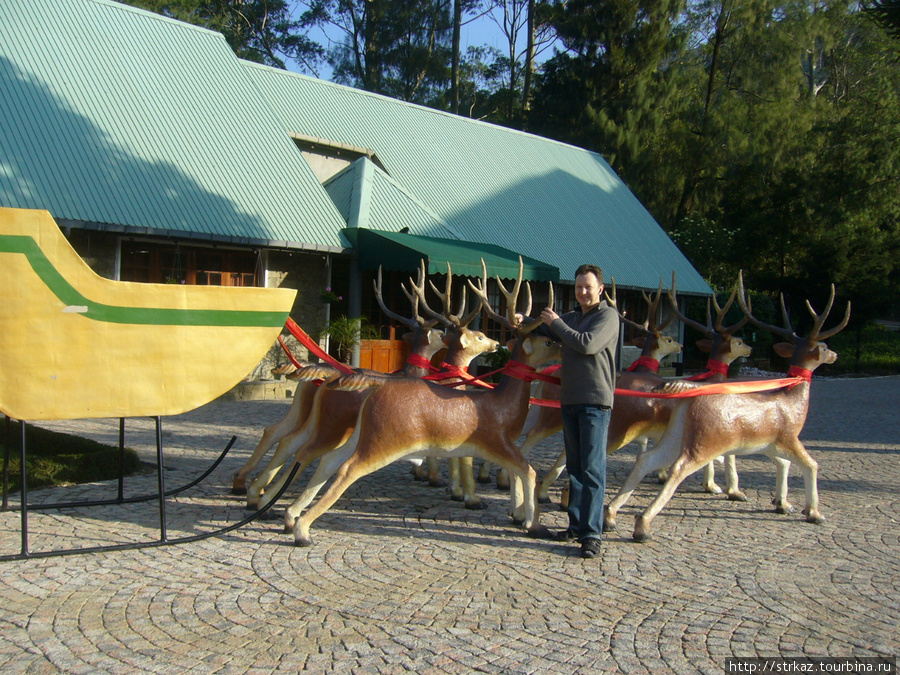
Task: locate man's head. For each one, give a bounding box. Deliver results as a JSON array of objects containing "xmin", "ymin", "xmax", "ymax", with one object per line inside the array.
[{"xmin": 574, "ymin": 264, "xmax": 604, "ymax": 312}]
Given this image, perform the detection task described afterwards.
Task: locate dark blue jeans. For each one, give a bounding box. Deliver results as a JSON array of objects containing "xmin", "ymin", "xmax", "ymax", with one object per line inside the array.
[{"xmin": 561, "ymin": 404, "xmax": 611, "ymax": 542}]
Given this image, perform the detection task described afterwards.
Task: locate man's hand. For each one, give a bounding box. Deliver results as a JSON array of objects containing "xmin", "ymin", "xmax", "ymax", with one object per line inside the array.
[{"xmin": 541, "ymin": 308, "xmax": 559, "ymax": 325}]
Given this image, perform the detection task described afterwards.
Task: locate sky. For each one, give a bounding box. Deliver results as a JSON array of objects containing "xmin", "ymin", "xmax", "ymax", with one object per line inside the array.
[{"xmin": 284, "ymin": 3, "xmax": 550, "ymax": 81}]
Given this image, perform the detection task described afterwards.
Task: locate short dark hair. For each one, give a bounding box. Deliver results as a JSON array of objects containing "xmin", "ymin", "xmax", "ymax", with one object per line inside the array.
[{"xmin": 574, "ymin": 264, "xmax": 604, "ymax": 285}]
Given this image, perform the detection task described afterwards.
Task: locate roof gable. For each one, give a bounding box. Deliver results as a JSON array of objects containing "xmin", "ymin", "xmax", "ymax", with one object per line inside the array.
[{"xmin": 0, "ymin": 0, "xmax": 346, "ymax": 248}]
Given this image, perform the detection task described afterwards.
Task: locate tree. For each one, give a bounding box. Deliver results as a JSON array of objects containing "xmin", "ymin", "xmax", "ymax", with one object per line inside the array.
[
  {"xmin": 123, "ymin": 0, "xmax": 325, "ymax": 71},
  {"xmin": 308, "ymin": 0, "xmax": 454, "ymax": 102},
  {"xmin": 529, "ymin": 0, "xmax": 686, "ymax": 183}
]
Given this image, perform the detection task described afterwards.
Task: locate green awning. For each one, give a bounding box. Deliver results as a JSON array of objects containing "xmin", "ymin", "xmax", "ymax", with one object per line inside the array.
[{"xmin": 342, "ymin": 228, "xmax": 559, "ymax": 282}]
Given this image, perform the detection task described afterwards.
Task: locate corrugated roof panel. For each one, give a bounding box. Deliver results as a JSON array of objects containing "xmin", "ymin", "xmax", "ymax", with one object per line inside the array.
[
  {"xmin": 0, "ymin": 0, "xmax": 347, "ymax": 247},
  {"xmin": 245, "ymin": 64, "xmax": 711, "ymax": 294}
]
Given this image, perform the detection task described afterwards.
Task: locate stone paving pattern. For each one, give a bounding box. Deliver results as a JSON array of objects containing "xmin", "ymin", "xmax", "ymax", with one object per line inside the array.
[{"xmin": 1, "ymin": 376, "xmax": 898, "ymax": 673}]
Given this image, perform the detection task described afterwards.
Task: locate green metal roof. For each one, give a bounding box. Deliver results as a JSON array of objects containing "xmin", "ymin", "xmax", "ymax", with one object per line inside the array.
[
  {"xmin": 342, "ymin": 228, "xmax": 559, "ymax": 282},
  {"xmin": 323, "ymin": 158, "xmax": 461, "ymax": 240},
  {"xmin": 0, "ymin": 0, "xmax": 346, "ymax": 249},
  {"xmin": 245, "ymin": 64, "xmax": 713, "ymax": 295}
]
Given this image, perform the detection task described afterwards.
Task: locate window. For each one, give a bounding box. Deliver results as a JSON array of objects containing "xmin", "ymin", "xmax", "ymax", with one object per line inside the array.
[{"xmin": 120, "ymin": 241, "xmax": 259, "ymax": 287}]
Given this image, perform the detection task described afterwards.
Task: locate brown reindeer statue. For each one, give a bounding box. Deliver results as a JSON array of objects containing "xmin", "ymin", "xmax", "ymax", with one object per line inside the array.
[{"xmin": 603, "ymin": 273, "xmax": 850, "ymax": 542}]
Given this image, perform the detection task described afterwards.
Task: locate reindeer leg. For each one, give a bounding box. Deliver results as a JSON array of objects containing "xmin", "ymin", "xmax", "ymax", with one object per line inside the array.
[
  {"xmin": 477, "ymin": 460, "xmax": 493, "ymax": 484},
  {"xmin": 448, "ymin": 458, "xmax": 464, "ymax": 501},
  {"xmin": 482, "ymin": 446, "xmax": 550, "ymax": 538},
  {"xmin": 634, "ymin": 455, "xmax": 703, "ymax": 542},
  {"xmin": 232, "ymin": 385, "xmax": 308, "ymax": 494},
  {"xmin": 282, "ymin": 441, "xmax": 357, "ymax": 532},
  {"xmin": 770, "ymin": 456, "xmax": 794, "ymax": 514},
  {"xmin": 701, "ymin": 460, "xmax": 722, "ymax": 494},
  {"xmin": 774, "ymin": 441, "xmax": 822, "ymax": 522},
  {"xmin": 605, "ymin": 434, "xmax": 681, "ymax": 533},
  {"xmin": 538, "ymin": 449, "xmax": 566, "ymax": 505},
  {"xmin": 723, "ymin": 454, "xmax": 748, "ymax": 501},
  {"xmin": 246, "ymin": 422, "xmax": 315, "ymax": 509},
  {"xmin": 459, "ymin": 457, "xmax": 486, "ymax": 510},
  {"xmin": 426, "ymin": 456, "xmax": 446, "ymax": 487},
  {"xmin": 293, "ymin": 449, "xmax": 377, "ymax": 547}
]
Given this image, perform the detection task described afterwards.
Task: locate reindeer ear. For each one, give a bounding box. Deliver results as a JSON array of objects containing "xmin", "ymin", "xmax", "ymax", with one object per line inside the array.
[
  {"xmin": 459, "ymin": 332, "xmax": 469, "ymax": 348},
  {"xmin": 522, "ymin": 339, "xmax": 534, "ymax": 356},
  {"xmin": 773, "ymin": 342, "xmax": 794, "ymax": 358},
  {"xmin": 630, "ymin": 336, "xmax": 646, "ymax": 349},
  {"xmin": 506, "ymin": 339, "xmax": 517, "ymax": 351},
  {"xmin": 695, "ymin": 339, "xmax": 712, "ymax": 354}
]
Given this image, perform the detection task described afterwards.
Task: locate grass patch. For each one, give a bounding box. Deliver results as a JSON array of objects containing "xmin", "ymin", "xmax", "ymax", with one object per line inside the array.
[
  {"xmin": 1, "ymin": 422, "xmax": 141, "ymax": 493},
  {"xmin": 825, "ymin": 323, "xmax": 900, "ymax": 375}
]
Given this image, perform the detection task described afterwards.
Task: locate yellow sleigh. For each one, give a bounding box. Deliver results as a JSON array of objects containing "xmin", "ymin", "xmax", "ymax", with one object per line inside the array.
[{"xmin": 0, "ymin": 208, "xmax": 296, "ymax": 421}]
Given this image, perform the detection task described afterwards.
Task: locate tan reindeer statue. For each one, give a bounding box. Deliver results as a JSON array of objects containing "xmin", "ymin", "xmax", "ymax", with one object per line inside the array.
[
  {"xmin": 291, "ymin": 259, "xmax": 561, "ymax": 546},
  {"xmin": 245, "ymin": 265, "xmax": 498, "ymax": 514},
  {"xmin": 409, "ymin": 261, "xmax": 501, "ymax": 509},
  {"xmin": 603, "ymin": 273, "xmax": 850, "ymax": 542},
  {"xmin": 663, "ymin": 272, "xmax": 753, "ymax": 496},
  {"xmin": 232, "ymin": 267, "xmax": 445, "ymax": 496}
]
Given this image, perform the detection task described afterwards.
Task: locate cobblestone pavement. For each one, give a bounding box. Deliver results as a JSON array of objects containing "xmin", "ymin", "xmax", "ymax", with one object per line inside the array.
[{"xmin": 1, "ymin": 376, "xmax": 898, "ymax": 674}]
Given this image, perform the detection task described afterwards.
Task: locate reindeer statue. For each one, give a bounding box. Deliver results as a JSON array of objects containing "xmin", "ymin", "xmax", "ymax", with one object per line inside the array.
[{"xmin": 603, "ymin": 273, "xmax": 850, "ymax": 542}]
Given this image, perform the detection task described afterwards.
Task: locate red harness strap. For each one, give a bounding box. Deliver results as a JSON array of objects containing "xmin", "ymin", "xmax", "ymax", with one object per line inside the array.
[
  {"xmin": 787, "ymin": 365, "xmax": 813, "ymax": 382},
  {"xmin": 627, "ymin": 356, "xmax": 660, "ymax": 373},
  {"xmin": 284, "ymin": 318, "xmax": 355, "ymax": 375},
  {"xmin": 405, "ymin": 353, "xmax": 440, "ymax": 373},
  {"xmin": 684, "ymin": 358, "xmax": 730, "ymax": 381}
]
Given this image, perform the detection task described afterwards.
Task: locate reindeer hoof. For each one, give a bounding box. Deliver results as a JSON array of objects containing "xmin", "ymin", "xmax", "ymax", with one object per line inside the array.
[
  {"xmin": 727, "ymin": 491, "xmax": 749, "ymax": 502},
  {"xmin": 602, "ymin": 519, "xmax": 617, "ymax": 533},
  {"xmin": 282, "ymin": 523, "xmax": 293, "ymax": 534},
  {"xmin": 449, "ymin": 493, "xmax": 464, "ymax": 502},
  {"xmin": 428, "ymin": 479, "xmax": 447, "ymax": 488},
  {"xmin": 231, "ymin": 485, "xmax": 248, "ymax": 496},
  {"xmin": 802, "ymin": 509, "xmax": 826, "ymax": 524},
  {"xmin": 704, "ymin": 484, "xmax": 723, "ymax": 495},
  {"xmin": 476, "ymin": 475, "xmax": 492, "ymax": 485},
  {"xmin": 465, "ymin": 501, "xmax": 489, "ymax": 511},
  {"xmin": 528, "ymin": 524, "xmax": 554, "ymax": 539},
  {"xmin": 244, "ymin": 501, "xmax": 259, "ymax": 512},
  {"xmin": 496, "ymin": 482, "xmax": 510, "ymax": 492},
  {"xmin": 633, "ymin": 531, "xmax": 653, "ymax": 543},
  {"xmin": 538, "ymin": 495, "xmax": 551, "ymax": 504},
  {"xmin": 773, "ymin": 499, "xmax": 796, "ymax": 515},
  {"xmin": 293, "ymin": 537, "xmax": 313, "ymax": 547}
]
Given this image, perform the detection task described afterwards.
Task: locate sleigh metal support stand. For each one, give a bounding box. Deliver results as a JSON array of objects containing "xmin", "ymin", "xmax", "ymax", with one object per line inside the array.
[{"xmin": 1, "ymin": 416, "xmax": 299, "ymax": 561}]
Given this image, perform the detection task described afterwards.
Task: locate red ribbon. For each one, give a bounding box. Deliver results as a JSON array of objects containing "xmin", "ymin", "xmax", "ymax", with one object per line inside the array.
[
  {"xmin": 284, "ymin": 318, "xmax": 355, "ymax": 375},
  {"xmin": 788, "ymin": 365, "xmax": 813, "ymax": 382},
  {"xmin": 627, "ymin": 356, "xmax": 660, "ymax": 373},
  {"xmin": 406, "ymin": 353, "xmax": 440, "ymax": 372},
  {"xmin": 684, "ymin": 359, "xmax": 730, "ymax": 381}
]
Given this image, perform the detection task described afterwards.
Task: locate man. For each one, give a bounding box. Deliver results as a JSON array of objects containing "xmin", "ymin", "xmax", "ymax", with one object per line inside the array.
[{"xmin": 539, "ymin": 264, "xmax": 619, "ymax": 559}]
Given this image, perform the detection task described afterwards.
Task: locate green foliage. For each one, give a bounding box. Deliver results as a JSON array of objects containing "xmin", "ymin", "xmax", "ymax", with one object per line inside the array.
[
  {"xmin": 318, "ymin": 315, "xmax": 381, "ymax": 364},
  {"xmin": 1, "ymin": 424, "xmax": 141, "ymax": 493},
  {"xmin": 122, "ymin": 1, "xmax": 325, "ymax": 71},
  {"xmin": 820, "ymin": 323, "xmax": 900, "ymax": 374}
]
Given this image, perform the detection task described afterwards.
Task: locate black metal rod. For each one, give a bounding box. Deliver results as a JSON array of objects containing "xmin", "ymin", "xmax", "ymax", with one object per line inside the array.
[
  {"xmin": 19, "ymin": 419, "xmax": 28, "ymax": 557},
  {"xmin": 156, "ymin": 417, "xmax": 167, "ymax": 543},
  {"xmin": 2, "ymin": 416, "xmax": 10, "ymax": 511},
  {"xmin": 0, "ymin": 462, "xmax": 301, "ymax": 561},
  {"xmin": 118, "ymin": 417, "xmax": 125, "ymax": 502},
  {"xmin": 27, "ymin": 435, "xmax": 237, "ymax": 512}
]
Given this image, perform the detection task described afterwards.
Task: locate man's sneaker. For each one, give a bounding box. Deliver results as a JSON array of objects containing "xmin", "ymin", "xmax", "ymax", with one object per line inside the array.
[
  {"xmin": 555, "ymin": 529, "xmax": 578, "ymax": 542},
  {"xmin": 581, "ymin": 538, "xmax": 602, "ymax": 559}
]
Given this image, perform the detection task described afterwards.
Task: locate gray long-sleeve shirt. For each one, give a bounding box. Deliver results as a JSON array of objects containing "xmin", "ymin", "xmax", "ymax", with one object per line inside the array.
[{"xmin": 545, "ymin": 301, "xmax": 620, "ymax": 407}]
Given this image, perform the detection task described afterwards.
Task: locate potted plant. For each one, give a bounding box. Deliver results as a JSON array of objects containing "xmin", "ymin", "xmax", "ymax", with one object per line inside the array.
[{"xmin": 318, "ymin": 315, "xmax": 379, "ymax": 364}]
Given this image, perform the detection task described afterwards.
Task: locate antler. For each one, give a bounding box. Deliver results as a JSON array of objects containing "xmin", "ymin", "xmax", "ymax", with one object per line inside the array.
[
  {"xmin": 426, "ymin": 262, "xmax": 482, "ymax": 328},
  {"xmin": 608, "ymin": 277, "xmax": 674, "ymax": 337},
  {"xmin": 668, "ymin": 271, "xmax": 749, "ymax": 338},
  {"xmin": 468, "ymin": 257, "xmax": 547, "ymax": 335},
  {"xmin": 806, "ymin": 284, "xmax": 851, "ymax": 341},
  {"xmin": 374, "ymin": 266, "xmax": 438, "ymax": 330}
]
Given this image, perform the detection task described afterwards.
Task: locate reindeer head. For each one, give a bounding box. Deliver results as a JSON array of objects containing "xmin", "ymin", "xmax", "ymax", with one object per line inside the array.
[
  {"xmin": 669, "ymin": 271, "xmax": 751, "ymax": 366},
  {"xmin": 737, "ymin": 271, "xmax": 850, "ymax": 374},
  {"xmin": 608, "ymin": 276, "xmax": 682, "ymax": 362}
]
